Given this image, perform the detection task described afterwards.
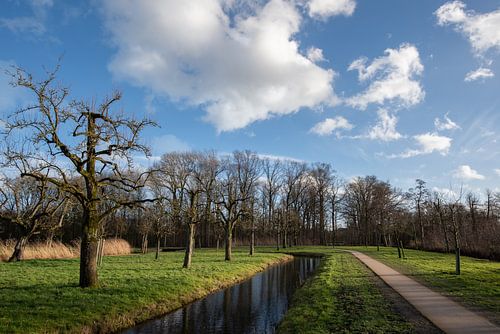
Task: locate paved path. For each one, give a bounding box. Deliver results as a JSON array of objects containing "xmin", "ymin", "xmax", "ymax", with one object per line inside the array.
[{"xmin": 350, "ymin": 251, "xmax": 500, "ymax": 334}]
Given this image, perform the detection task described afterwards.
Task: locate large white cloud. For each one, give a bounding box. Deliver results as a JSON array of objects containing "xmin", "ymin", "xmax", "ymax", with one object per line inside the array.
[
  {"xmin": 435, "ymin": 1, "xmax": 500, "ymax": 56},
  {"xmin": 307, "ymin": 0, "xmax": 356, "ymax": 20},
  {"xmin": 310, "ymin": 116, "xmax": 353, "ymax": 136},
  {"xmin": 102, "ymin": 0, "xmax": 336, "ymax": 132},
  {"xmin": 452, "ymin": 165, "xmax": 485, "ymax": 180},
  {"xmin": 346, "ymin": 43, "xmax": 424, "ymax": 110}
]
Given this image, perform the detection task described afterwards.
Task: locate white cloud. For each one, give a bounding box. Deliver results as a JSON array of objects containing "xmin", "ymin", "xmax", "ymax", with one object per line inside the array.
[
  {"xmin": 434, "ymin": 113, "xmax": 460, "ymax": 131},
  {"xmin": 310, "ymin": 116, "xmax": 353, "ymax": 136},
  {"xmin": 307, "ymin": 0, "xmax": 356, "ymax": 19},
  {"xmin": 103, "ymin": 0, "xmax": 336, "ymax": 132},
  {"xmin": 307, "ymin": 47, "xmax": 325, "ymax": 63},
  {"xmin": 390, "ymin": 132, "xmax": 452, "ymax": 158},
  {"xmin": 494, "ymin": 168, "xmax": 500, "ymax": 176},
  {"xmin": 435, "ymin": 1, "xmax": 500, "ymax": 56},
  {"xmin": 464, "ymin": 67, "xmax": 495, "ymax": 82},
  {"xmin": 258, "ymin": 153, "xmax": 304, "ymax": 163},
  {"xmin": 452, "ymin": 165, "xmax": 485, "ymax": 180},
  {"xmin": 366, "ymin": 108, "xmax": 402, "ymax": 141},
  {"xmin": 346, "ymin": 43, "xmax": 424, "ymax": 110}
]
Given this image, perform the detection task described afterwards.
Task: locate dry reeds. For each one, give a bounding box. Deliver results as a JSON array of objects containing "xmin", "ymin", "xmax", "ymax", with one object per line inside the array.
[{"xmin": 0, "ymin": 238, "xmax": 131, "ymax": 262}]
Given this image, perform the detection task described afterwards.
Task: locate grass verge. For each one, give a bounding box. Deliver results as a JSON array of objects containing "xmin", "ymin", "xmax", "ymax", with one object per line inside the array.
[
  {"xmin": 0, "ymin": 248, "xmax": 290, "ymax": 333},
  {"xmin": 277, "ymin": 249, "xmax": 414, "ymax": 334},
  {"xmin": 340, "ymin": 246, "xmax": 500, "ymax": 320}
]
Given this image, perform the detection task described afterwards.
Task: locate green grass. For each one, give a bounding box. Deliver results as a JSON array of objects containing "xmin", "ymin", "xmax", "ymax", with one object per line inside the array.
[
  {"xmin": 0, "ymin": 249, "xmax": 289, "ymax": 333},
  {"xmin": 277, "ymin": 248, "xmax": 414, "ymax": 334},
  {"xmin": 340, "ymin": 246, "xmax": 500, "ymax": 317}
]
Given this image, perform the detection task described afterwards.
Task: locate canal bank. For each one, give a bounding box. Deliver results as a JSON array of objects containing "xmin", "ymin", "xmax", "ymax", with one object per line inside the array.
[
  {"xmin": 0, "ymin": 250, "xmax": 291, "ymax": 333},
  {"xmin": 123, "ymin": 256, "xmax": 320, "ymax": 334}
]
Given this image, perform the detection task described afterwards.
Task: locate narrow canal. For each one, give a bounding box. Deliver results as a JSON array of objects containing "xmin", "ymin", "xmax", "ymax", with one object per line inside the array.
[{"xmin": 123, "ymin": 256, "xmax": 321, "ymax": 334}]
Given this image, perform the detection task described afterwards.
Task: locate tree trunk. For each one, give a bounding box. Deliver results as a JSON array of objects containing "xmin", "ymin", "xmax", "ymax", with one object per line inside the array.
[
  {"xmin": 141, "ymin": 234, "xmax": 148, "ymax": 254},
  {"xmin": 249, "ymin": 221, "xmax": 255, "ymax": 256},
  {"xmin": 155, "ymin": 234, "xmax": 161, "ymax": 260},
  {"xmin": 183, "ymin": 223, "xmax": 196, "ymax": 268},
  {"xmin": 225, "ymin": 227, "xmax": 232, "ymax": 261},
  {"xmin": 8, "ymin": 236, "xmax": 28, "ymax": 262},
  {"xmin": 79, "ymin": 212, "xmax": 99, "ymax": 288}
]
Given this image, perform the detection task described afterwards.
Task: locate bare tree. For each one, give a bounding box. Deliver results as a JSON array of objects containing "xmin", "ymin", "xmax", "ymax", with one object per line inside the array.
[
  {"xmin": 215, "ymin": 151, "xmax": 260, "ymax": 261},
  {"xmin": 1, "ymin": 65, "xmax": 156, "ymax": 287},
  {"xmin": 408, "ymin": 179, "xmax": 428, "ymax": 248},
  {"xmin": 310, "ymin": 163, "xmax": 334, "ymax": 245},
  {"xmin": 0, "ymin": 176, "xmax": 69, "ymax": 261},
  {"xmin": 261, "ymin": 158, "xmax": 282, "ymax": 250}
]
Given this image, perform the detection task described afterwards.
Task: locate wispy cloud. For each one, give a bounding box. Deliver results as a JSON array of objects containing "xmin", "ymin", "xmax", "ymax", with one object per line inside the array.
[
  {"xmin": 464, "ymin": 67, "xmax": 495, "ymax": 82},
  {"xmin": 365, "ymin": 108, "xmax": 402, "ymax": 141},
  {"xmin": 346, "ymin": 43, "xmax": 424, "ymax": 110},
  {"xmin": 0, "ymin": 0, "xmax": 53, "ymax": 36},
  {"xmin": 434, "ymin": 113, "xmax": 460, "ymax": 131},
  {"xmin": 388, "ymin": 132, "xmax": 452, "ymax": 158}
]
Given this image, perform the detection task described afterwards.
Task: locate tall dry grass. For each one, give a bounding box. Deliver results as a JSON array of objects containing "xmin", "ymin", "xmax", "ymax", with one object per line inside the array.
[{"xmin": 0, "ymin": 238, "xmax": 131, "ymax": 262}]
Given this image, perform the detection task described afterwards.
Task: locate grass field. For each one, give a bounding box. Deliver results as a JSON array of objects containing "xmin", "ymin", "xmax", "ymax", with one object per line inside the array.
[
  {"xmin": 0, "ymin": 249, "xmax": 289, "ymax": 333},
  {"xmin": 1, "ymin": 245, "xmax": 498, "ymax": 333},
  {"xmin": 341, "ymin": 246, "xmax": 500, "ymax": 318},
  {"xmin": 278, "ymin": 250, "xmax": 414, "ymax": 334}
]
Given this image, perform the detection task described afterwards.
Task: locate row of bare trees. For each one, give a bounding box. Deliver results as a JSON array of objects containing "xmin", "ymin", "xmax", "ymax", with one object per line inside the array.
[
  {"xmin": 340, "ymin": 177, "xmax": 500, "ymax": 268},
  {"xmin": 1, "ymin": 65, "xmax": 499, "ymax": 288}
]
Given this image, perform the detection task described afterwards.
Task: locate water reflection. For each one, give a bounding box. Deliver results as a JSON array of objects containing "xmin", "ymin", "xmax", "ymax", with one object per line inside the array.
[{"xmin": 123, "ymin": 256, "xmax": 320, "ymax": 334}]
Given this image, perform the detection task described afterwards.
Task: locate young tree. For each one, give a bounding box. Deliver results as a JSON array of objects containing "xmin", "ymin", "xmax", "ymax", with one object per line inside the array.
[
  {"xmin": 408, "ymin": 179, "xmax": 428, "ymax": 248},
  {"xmin": 2, "ymin": 65, "xmax": 156, "ymax": 287}
]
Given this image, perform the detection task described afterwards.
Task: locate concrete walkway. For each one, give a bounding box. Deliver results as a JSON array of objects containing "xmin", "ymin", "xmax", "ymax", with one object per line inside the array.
[{"xmin": 350, "ymin": 251, "xmax": 500, "ymax": 334}]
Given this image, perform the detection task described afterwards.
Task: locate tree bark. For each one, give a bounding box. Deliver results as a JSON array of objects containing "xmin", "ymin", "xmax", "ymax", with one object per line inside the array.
[
  {"xmin": 8, "ymin": 235, "xmax": 28, "ymax": 262},
  {"xmin": 155, "ymin": 235, "xmax": 161, "ymax": 260},
  {"xmin": 225, "ymin": 228, "xmax": 232, "ymax": 261},
  {"xmin": 183, "ymin": 223, "xmax": 196, "ymax": 268},
  {"xmin": 79, "ymin": 211, "xmax": 99, "ymax": 287}
]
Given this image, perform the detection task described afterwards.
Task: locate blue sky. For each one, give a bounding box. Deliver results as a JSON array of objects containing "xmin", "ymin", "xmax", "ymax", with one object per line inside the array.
[{"xmin": 1, "ymin": 0, "xmax": 499, "ymax": 195}]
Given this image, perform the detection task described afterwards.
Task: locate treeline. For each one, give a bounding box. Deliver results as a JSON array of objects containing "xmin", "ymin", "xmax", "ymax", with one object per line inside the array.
[
  {"xmin": 3, "ymin": 152, "xmax": 499, "ymax": 265},
  {"xmin": 1, "ymin": 64, "xmax": 499, "ymax": 289}
]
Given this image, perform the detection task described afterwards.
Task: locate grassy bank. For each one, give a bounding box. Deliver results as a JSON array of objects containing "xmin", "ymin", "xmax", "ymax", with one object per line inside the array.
[
  {"xmin": 278, "ymin": 249, "xmax": 414, "ymax": 334},
  {"xmin": 342, "ymin": 246, "xmax": 500, "ymax": 318},
  {"xmin": 0, "ymin": 249, "xmax": 290, "ymax": 333}
]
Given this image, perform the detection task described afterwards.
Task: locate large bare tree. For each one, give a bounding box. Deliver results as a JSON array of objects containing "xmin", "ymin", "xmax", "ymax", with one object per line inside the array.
[
  {"xmin": 1, "ymin": 65, "xmax": 156, "ymax": 287},
  {"xmin": 215, "ymin": 151, "xmax": 260, "ymax": 261}
]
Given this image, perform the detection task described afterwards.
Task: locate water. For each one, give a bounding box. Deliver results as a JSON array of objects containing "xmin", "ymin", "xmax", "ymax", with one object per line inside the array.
[{"xmin": 123, "ymin": 256, "xmax": 321, "ymax": 334}]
